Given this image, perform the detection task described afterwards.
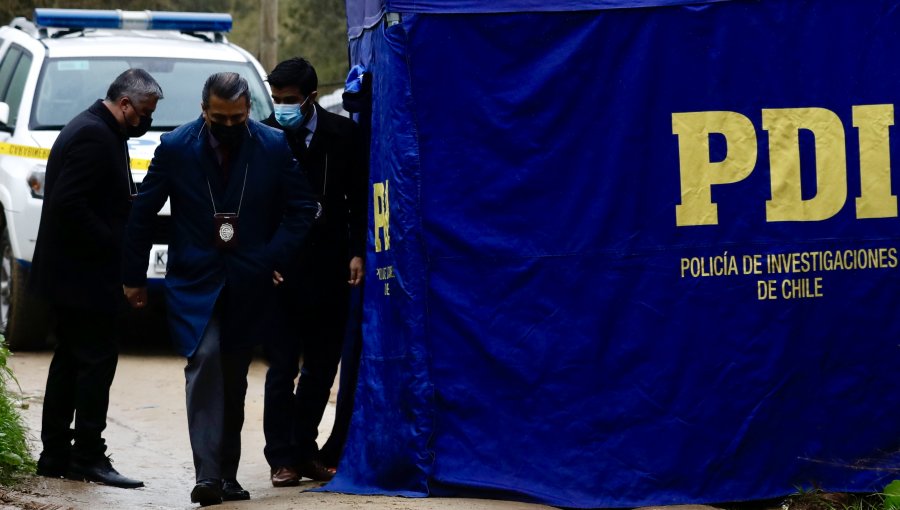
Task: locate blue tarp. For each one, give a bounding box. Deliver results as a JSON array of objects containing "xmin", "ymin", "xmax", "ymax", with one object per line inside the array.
[
  {"xmin": 346, "ymin": 0, "xmax": 737, "ymax": 36},
  {"xmin": 384, "ymin": 0, "xmax": 733, "ymax": 13},
  {"xmin": 332, "ymin": 0, "xmax": 900, "ymax": 507}
]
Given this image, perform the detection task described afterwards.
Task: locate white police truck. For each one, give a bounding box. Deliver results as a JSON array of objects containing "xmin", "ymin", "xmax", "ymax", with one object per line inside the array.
[{"xmin": 0, "ymin": 9, "xmax": 274, "ymax": 349}]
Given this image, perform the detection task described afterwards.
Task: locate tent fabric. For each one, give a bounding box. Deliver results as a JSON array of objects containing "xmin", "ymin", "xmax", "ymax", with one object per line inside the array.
[
  {"xmin": 345, "ymin": 0, "xmax": 383, "ymax": 39},
  {"xmin": 384, "ymin": 0, "xmax": 733, "ymax": 14},
  {"xmin": 329, "ymin": 12, "xmax": 434, "ymax": 497},
  {"xmin": 346, "ymin": 0, "xmax": 737, "ymax": 37},
  {"xmin": 330, "ymin": 0, "xmax": 900, "ymax": 507}
]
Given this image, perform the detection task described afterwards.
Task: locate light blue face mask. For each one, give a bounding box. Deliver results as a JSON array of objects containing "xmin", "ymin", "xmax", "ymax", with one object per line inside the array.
[
  {"xmin": 273, "ymin": 95, "xmax": 311, "ymax": 130},
  {"xmin": 274, "ymin": 103, "xmax": 303, "ymax": 129}
]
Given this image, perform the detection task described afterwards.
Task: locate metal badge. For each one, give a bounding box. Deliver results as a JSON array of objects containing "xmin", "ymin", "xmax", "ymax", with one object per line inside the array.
[
  {"xmin": 214, "ymin": 213, "xmax": 239, "ymax": 249},
  {"xmin": 219, "ymin": 221, "xmax": 235, "ymax": 242}
]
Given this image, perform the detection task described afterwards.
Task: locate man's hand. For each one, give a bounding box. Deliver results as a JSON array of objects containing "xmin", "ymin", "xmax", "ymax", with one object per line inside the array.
[
  {"xmin": 348, "ymin": 256, "xmax": 364, "ymax": 286},
  {"xmin": 273, "ymin": 270, "xmax": 284, "ymax": 286},
  {"xmin": 123, "ymin": 286, "xmax": 148, "ymax": 309}
]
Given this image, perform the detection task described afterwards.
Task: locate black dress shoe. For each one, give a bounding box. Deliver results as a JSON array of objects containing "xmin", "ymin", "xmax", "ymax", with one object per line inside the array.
[
  {"xmin": 190, "ymin": 479, "xmax": 222, "ymax": 506},
  {"xmin": 36, "ymin": 454, "xmax": 68, "ymax": 478},
  {"xmin": 317, "ymin": 443, "xmax": 341, "ymax": 470},
  {"xmin": 66, "ymin": 455, "xmax": 144, "ymax": 489},
  {"xmin": 297, "ymin": 459, "xmax": 336, "ymax": 481},
  {"xmin": 221, "ymin": 479, "xmax": 250, "ymax": 501}
]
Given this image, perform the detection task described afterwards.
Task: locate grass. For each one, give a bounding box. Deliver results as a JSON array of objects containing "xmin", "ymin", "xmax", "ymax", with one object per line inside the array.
[
  {"xmin": 0, "ymin": 336, "xmax": 35, "ymax": 484},
  {"xmin": 783, "ymin": 487, "xmax": 885, "ymax": 510},
  {"xmin": 720, "ymin": 487, "xmax": 889, "ymax": 510}
]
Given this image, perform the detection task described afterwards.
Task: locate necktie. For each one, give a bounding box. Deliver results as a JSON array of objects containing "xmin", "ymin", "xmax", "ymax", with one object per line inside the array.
[{"xmin": 294, "ymin": 128, "xmax": 309, "ymax": 159}]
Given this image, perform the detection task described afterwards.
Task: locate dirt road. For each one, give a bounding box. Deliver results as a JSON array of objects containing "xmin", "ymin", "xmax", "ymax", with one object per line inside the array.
[{"xmin": 5, "ymin": 350, "xmax": 558, "ymax": 510}]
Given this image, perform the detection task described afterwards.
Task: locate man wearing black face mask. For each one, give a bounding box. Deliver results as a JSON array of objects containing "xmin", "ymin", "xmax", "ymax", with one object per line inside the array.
[
  {"xmin": 122, "ymin": 72, "xmax": 317, "ymax": 506},
  {"xmin": 30, "ymin": 68, "xmax": 162, "ymax": 489}
]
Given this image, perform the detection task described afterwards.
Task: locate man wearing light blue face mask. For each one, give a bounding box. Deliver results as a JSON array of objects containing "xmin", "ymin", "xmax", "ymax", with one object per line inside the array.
[
  {"xmin": 261, "ymin": 57, "xmax": 367, "ymax": 487},
  {"xmin": 273, "ymin": 94, "xmax": 311, "ymax": 130}
]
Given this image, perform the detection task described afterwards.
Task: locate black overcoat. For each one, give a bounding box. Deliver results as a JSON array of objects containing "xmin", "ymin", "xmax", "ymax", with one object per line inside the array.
[{"xmin": 30, "ymin": 100, "xmax": 132, "ymax": 312}]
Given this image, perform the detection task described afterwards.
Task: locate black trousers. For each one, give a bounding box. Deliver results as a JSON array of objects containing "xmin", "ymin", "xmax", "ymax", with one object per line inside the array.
[
  {"xmin": 263, "ymin": 259, "xmax": 349, "ymax": 468},
  {"xmin": 41, "ymin": 305, "xmax": 118, "ymax": 461}
]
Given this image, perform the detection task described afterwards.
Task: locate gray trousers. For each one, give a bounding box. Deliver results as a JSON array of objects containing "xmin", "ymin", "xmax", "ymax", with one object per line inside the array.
[{"xmin": 184, "ymin": 312, "xmax": 253, "ymax": 482}]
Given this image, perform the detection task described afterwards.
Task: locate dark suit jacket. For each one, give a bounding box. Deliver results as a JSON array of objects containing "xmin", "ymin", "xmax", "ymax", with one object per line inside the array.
[
  {"xmin": 30, "ymin": 100, "xmax": 133, "ymax": 312},
  {"xmin": 263, "ymin": 104, "xmax": 367, "ymax": 273},
  {"xmin": 122, "ymin": 117, "xmax": 318, "ymax": 356}
]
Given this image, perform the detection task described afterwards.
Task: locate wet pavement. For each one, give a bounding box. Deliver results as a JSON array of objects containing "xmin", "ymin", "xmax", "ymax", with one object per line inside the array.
[{"xmin": 5, "ymin": 350, "xmax": 558, "ymax": 510}]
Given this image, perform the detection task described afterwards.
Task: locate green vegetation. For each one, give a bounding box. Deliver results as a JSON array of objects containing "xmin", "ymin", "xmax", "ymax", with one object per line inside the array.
[
  {"xmin": 0, "ymin": 337, "xmax": 34, "ymax": 483},
  {"xmin": 0, "ymin": 1, "xmax": 349, "ymax": 91},
  {"xmin": 884, "ymin": 481, "xmax": 900, "ymax": 510},
  {"xmin": 721, "ymin": 487, "xmax": 890, "ymax": 510},
  {"xmin": 781, "ymin": 487, "xmax": 885, "ymax": 510},
  {"xmin": 279, "ymin": 0, "xmax": 349, "ymax": 90}
]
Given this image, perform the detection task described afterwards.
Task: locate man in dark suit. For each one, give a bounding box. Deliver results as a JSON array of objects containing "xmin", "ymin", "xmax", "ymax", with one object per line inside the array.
[
  {"xmin": 262, "ymin": 57, "xmax": 367, "ymax": 487},
  {"xmin": 122, "ymin": 72, "xmax": 317, "ymax": 506},
  {"xmin": 30, "ymin": 68, "xmax": 161, "ymax": 489}
]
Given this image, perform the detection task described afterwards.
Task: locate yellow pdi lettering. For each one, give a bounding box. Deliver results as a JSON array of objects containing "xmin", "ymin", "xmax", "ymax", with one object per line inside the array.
[
  {"xmin": 673, "ymin": 105, "xmax": 899, "ymax": 226},
  {"xmin": 373, "ymin": 179, "xmax": 390, "ymax": 253},
  {"xmin": 672, "ymin": 111, "xmax": 757, "ymax": 226},
  {"xmin": 763, "ymin": 107, "xmax": 846, "ymax": 222},
  {"xmin": 853, "ymin": 104, "xmax": 897, "ymax": 218}
]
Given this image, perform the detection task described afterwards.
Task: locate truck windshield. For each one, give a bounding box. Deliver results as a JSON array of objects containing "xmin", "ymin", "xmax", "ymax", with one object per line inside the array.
[{"xmin": 31, "ymin": 57, "xmax": 273, "ymax": 130}]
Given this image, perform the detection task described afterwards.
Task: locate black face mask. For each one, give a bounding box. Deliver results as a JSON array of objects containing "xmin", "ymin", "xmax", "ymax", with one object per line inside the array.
[
  {"xmin": 209, "ymin": 122, "xmax": 246, "ymax": 146},
  {"xmin": 126, "ymin": 115, "xmax": 152, "ymax": 138}
]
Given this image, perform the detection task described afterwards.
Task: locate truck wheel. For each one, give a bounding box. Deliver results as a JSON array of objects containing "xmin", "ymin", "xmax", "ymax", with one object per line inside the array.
[{"xmin": 1, "ymin": 224, "xmax": 48, "ymax": 350}]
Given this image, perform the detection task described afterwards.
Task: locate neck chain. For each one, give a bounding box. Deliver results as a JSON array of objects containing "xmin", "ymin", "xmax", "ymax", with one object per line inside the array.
[{"xmin": 207, "ymin": 163, "xmax": 249, "ymax": 215}]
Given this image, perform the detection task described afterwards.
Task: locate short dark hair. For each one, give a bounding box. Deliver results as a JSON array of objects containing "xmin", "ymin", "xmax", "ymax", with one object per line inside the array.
[
  {"xmin": 106, "ymin": 68, "xmax": 163, "ymax": 103},
  {"xmin": 201, "ymin": 72, "xmax": 250, "ymax": 107},
  {"xmin": 267, "ymin": 57, "xmax": 318, "ymax": 97}
]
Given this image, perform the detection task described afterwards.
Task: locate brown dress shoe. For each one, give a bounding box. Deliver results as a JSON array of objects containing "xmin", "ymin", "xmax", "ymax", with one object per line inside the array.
[
  {"xmin": 296, "ymin": 459, "xmax": 336, "ymax": 482},
  {"xmin": 270, "ymin": 466, "xmax": 300, "ymax": 487}
]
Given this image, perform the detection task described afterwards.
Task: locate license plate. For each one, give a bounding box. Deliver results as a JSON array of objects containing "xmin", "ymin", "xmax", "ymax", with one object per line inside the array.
[{"xmin": 153, "ymin": 248, "xmax": 168, "ymax": 274}]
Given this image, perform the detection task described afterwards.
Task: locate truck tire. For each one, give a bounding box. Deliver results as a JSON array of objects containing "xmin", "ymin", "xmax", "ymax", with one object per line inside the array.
[{"xmin": 1, "ymin": 223, "xmax": 48, "ymax": 350}]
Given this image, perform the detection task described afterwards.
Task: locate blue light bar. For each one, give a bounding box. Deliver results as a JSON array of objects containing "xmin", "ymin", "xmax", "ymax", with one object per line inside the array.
[
  {"xmin": 33, "ymin": 8, "xmax": 232, "ymax": 33},
  {"xmin": 149, "ymin": 12, "xmax": 232, "ymax": 32},
  {"xmin": 34, "ymin": 9, "xmax": 120, "ymax": 29}
]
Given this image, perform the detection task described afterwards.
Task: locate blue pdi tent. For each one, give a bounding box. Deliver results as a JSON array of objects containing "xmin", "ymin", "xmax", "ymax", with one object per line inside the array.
[{"xmin": 330, "ymin": 0, "xmax": 900, "ymax": 507}]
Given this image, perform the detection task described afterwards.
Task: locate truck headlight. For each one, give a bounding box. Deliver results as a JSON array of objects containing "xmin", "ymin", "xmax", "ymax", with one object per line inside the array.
[{"xmin": 27, "ymin": 167, "xmax": 45, "ymax": 199}]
